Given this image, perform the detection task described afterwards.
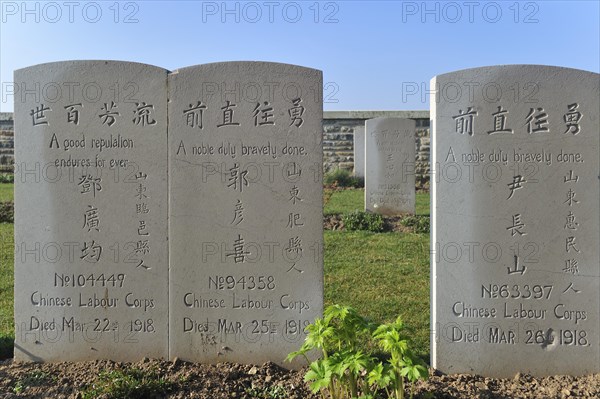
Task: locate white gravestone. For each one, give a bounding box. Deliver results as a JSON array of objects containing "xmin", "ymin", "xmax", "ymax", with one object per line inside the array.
[
  {"xmin": 353, "ymin": 124, "xmax": 365, "ymax": 179},
  {"xmin": 431, "ymin": 65, "xmax": 600, "ymax": 377},
  {"xmin": 168, "ymin": 62, "xmax": 323, "ymax": 367},
  {"xmin": 365, "ymin": 118, "xmax": 416, "ymax": 215},
  {"xmin": 14, "ymin": 61, "xmax": 169, "ymax": 361}
]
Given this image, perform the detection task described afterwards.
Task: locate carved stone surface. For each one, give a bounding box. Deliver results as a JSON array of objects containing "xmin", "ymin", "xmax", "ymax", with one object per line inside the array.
[
  {"xmin": 168, "ymin": 62, "xmax": 323, "ymax": 367},
  {"xmin": 353, "ymin": 124, "xmax": 365, "ymax": 178},
  {"xmin": 365, "ymin": 117, "xmax": 416, "ymax": 215},
  {"xmin": 431, "ymin": 65, "xmax": 600, "ymax": 377},
  {"xmin": 14, "ymin": 61, "xmax": 169, "ymax": 361}
]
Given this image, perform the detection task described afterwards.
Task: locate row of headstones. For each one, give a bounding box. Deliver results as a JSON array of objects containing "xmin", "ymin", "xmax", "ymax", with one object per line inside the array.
[
  {"xmin": 14, "ymin": 61, "xmax": 599, "ymax": 378},
  {"xmin": 14, "ymin": 61, "xmax": 323, "ymax": 368}
]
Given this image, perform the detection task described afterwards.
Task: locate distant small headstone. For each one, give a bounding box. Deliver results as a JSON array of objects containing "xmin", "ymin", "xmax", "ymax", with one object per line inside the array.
[
  {"xmin": 365, "ymin": 118, "xmax": 415, "ymax": 215},
  {"xmin": 168, "ymin": 62, "xmax": 323, "ymax": 367},
  {"xmin": 14, "ymin": 61, "xmax": 169, "ymax": 361},
  {"xmin": 353, "ymin": 125, "xmax": 365, "ymax": 179},
  {"xmin": 431, "ymin": 65, "xmax": 600, "ymax": 377}
]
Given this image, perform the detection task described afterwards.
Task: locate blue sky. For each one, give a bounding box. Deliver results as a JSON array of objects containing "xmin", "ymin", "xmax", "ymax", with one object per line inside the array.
[{"xmin": 1, "ymin": 0, "xmax": 598, "ymax": 112}]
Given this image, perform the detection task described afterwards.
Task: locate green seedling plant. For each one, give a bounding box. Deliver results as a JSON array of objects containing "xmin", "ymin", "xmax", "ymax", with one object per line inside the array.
[
  {"xmin": 82, "ymin": 366, "xmax": 177, "ymax": 399},
  {"xmin": 287, "ymin": 305, "xmax": 374, "ymax": 398},
  {"xmin": 399, "ymin": 216, "xmax": 430, "ymax": 234},
  {"xmin": 13, "ymin": 370, "xmax": 53, "ymax": 394},
  {"xmin": 373, "ymin": 317, "xmax": 428, "ymax": 399},
  {"xmin": 287, "ymin": 305, "xmax": 428, "ymax": 399},
  {"xmin": 342, "ymin": 211, "xmax": 385, "ymax": 232},
  {"xmin": 245, "ymin": 384, "xmax": 289, "ymax": 399}
]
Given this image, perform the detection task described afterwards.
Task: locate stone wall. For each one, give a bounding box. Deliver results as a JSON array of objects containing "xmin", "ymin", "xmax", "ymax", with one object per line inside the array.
[
  {"xmin": 0, "ymin": 113, "xmax": 14, "ymax": 169},
  {"xmin": 324, "ymin": 111, "xmax": 430, "ymax": 189},
  {"xmin": 0, "ymin": 111, "xmax": 431, "ymax": 187}
]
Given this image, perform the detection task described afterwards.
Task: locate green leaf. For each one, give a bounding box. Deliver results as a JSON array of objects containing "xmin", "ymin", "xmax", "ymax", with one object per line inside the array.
[
  {"xmin": 304, "ymin": 318, "xmax": 335, "ymax": 352},
  {"xmin": 367, "ymin": 362, "xmax": 394, "ymax": 389},
  {"xmin": 304, "ymin": 360, "xmax": 332, "ymax": 394},
  {"xmin": 346, "ymin": 351, "xmax": 371, "ymax": 375}
]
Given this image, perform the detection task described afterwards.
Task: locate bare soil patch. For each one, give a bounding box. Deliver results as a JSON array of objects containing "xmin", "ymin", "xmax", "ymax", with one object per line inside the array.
[{"xmin": 1, "ymin": 358, "xmax": 598, "ymax": 398}]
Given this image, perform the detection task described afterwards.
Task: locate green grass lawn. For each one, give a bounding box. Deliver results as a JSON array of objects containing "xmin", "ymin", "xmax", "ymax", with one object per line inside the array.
[
  {"xmin": 0, "ymin": 223, "xmax": 14, "ymax": 358},
  {"xmin": 325, "ymin": 188, "xmax": 430, "ymax": 216},
  {"xmin": 324, "ymin": 230, "xmax": 430, "ymax": 358},
  {"xmin": 0, "ymin": 183, "xmax": 13, "ymax": 202},
  {"xmin": 324, "ymin": 189, "xmax": 364, "ymax": 215}
]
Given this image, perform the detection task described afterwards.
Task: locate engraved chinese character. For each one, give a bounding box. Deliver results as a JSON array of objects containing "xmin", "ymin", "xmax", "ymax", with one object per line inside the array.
[
  {"xmin": 133, "ymin": 102, "xmax": 156, "ymax": 126},
  {"xmin": 136, "ymin": 203, "xmax": 150, "ymax": 214},
  {"xmin": 64, "ymin": 103, "xmax": 82, "ymax": 125},
  {"xmin": 507, "ymin": 175, "xmax": 526, "ymax": 200},
  {"xmin": 226, "ymin": 234, "xmax": 250, "ymax": 263},
  {"xmin": 231, "ymin": 199, "xmax": 244, "ymax": 226},
  {"xmin": 138, "ymin": 220, "xmax": 149, "ymax": 236},
  {"xmin": 564, "ymin": 188, "xmax": 579, "ymax": 206},
  {"xmin": 253, "ymin": 101, "xmax": 275, "ymax": 126},
  {"xmin": 217, "ymin": 100, "xmax": 240, "ymax": 127},
  {"xmin": 80, "ymin": 240, "xmax": 102, "ymax": 263},
  {"xmin": 487, "ymin": 106, "xmax": 513, "ymax": 134},
  {"xmin": 507, "ymin": 255, "xmax": 526, "ymax": 275},
  {"xmin": 136, "ymin": 259, "xmax": 150, "ymax": 270},
  {"xmin": 287, "ymin": 263, "xmax": 303, "ymax": 273},
  {"xmin": 564, "ymin": 170, "xmax": 579, "ymax": 183},
  {"xmin": 227, "ymin": 163, "xmax": 249, "ymax": 192},
  {"xmin": 524, "ymin": 107, "xmax": 549, "ymax": 134},
  {"xmin": 285, "ymin": 236, "xmax": 303, "ymax": 255},
  {"xmin": 565, "ymin": 211, "xmax": 579, "ymax": 230},
  {"xmin": 452, "ymin": 107, "xmax": 477, "ymax": 136},
  {"xmin": 134, "ymin": 171, "xmax": 148, "ymax": 180},
  {"xmin": 99, "ymin": 101, "xmax": 120, "ymax": 126},
  {"xmin": 384, "ymin": 154, "xmax": 395, "ymax": 178},
  {"xmin": 136, "ymin": 183, "xmax": 148, "ymax": 200},
  {"xmin": 183, "ymin": 101, "xmax": 207, "ymax": 129},
  {"xmin": 82, "ymin": 205, "xmax": 100, "ymax": 232},
  {"xmin": 286, "ymin": 213, "xmax": 304, "ymax": 228},
  {"xmin": 288, "ymin": 98, "xmax": 305, "ymax": 127},
  {"xmin": 562, "ymin": 282, "xmax": 581, "ymax": 294},
  {"xmin": 78, "ymin": 175, "xmax": 102, "ymax": 197},
  {"xmin": 30, "ymin": 104, "xmax": 51, "ymax": 126},
  {"xmin": 564, "ymin": 103, "xmax": 582, "ymax": 135},
  {"xmin": 289, "ymin": 185, "xmax": 302, "ymax": 205},
  {"xmin": 135, "ymin": 240, "xmax": 150, "ymax": 255},
  {"xmin": 285, "ymin": 162, "xmax": 302, "ymax": 180},
  {"xmin": 563, "ymin": 259, "xmax": 579, "ymax": 274},
  {"xmin": 566, "ymin": 236, "xmax": 580, "ymax": 253},
  {"xmin": 386, "ymin": 154, "xmax": 394, "ymax": 170},
  {"xmin": 506, "ymin": 214, "xmax": 526, "ymax": 236}
]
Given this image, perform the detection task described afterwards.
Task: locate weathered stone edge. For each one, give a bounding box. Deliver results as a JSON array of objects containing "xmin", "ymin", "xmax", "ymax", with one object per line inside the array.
[{"xmin": 324, "ymin": 110, "xmax": 429, "ymax": 120}]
